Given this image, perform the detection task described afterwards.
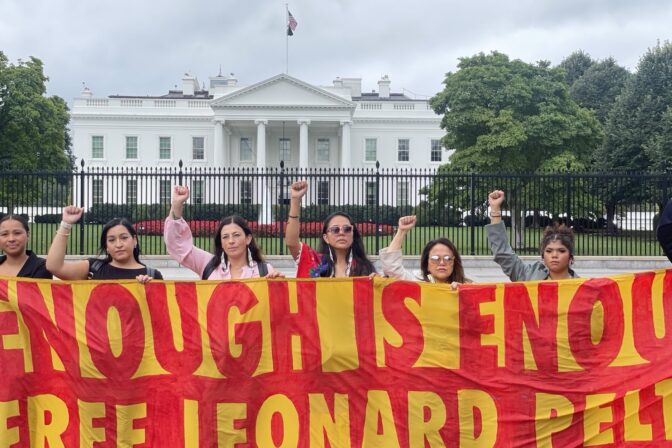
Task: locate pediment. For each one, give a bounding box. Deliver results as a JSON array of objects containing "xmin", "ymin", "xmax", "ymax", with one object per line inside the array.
[{"xmin": 211, "ymin": 74, "xmax": 355, "ymax": 109}]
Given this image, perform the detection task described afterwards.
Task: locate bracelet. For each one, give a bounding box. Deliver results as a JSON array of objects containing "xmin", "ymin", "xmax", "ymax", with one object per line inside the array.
[
  {"xmin": 288, "ymin": 215, "xmax": 299, "ymax": 219},
  {"xmin": 56, "ymin": 231, "xmax": 71, "ymax": 237},
  {"xmin": 60, "ymin": 221, "xmax": 72, "ymax": 230},
  {"xmin": 489, "ymin": 212, "xmax": 502, "ymax": 217}
]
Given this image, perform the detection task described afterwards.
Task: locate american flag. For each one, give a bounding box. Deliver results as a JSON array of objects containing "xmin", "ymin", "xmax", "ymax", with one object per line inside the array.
[{"xmin": 287, "ymin": 11, "xmax": 298, "ymax": 36}]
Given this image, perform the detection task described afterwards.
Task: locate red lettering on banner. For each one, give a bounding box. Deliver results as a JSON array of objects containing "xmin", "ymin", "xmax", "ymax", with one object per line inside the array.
[
  {"xmin": 381, "ymin": 281, "xmax": 424, "ymax": 368},
  {"xmin": 268, "ymin": 280, "xmax": 321, "ymax": 373},
  {"xmin": 206, "ymin": 282, "xmax": 261, "ymax": 377},
  {"xmin": 567, "ymin": 278, "xmax": 625, "ymax": 370},
  {"xmin": 0, "ymin": 280, "xmax": 24, "ymax": 377},
  {"xmin": 354, "ymin": 278, "xmax": 376, "ymax": 367},
  {"xmin": 459, "ymin": 284, "xmax": 498, "ymax": 370},
  {"xmin": 632, "ymin": 271, "xmax": 672, "ymax": 362},
  {"xmin": 17, "ymin": 282, "xmax": 80, "ymax": 374},
  {"xmin": 85, "ymin": 284, "xmax": 145, "ymax": 380},
  {"xmin": 504, "ymin": 282, "xmax": 559, "ymax": 372},
  {"xmin": 146, "ymin": 282, "xmax": 203, "ymax": 376}
]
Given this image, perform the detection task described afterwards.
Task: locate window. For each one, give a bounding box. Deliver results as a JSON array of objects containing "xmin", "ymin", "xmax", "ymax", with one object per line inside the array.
[
  {"xmin": 159, "ymin": 137, "xmax": 172, "ymax": 160},
  {"xmin": 318, "ymin": 181, "xmax": 330, "ymax": 205},
  {"xmin": 192, "ymin": 137, "xmax": 205, "ymax": 160},
  {"xmin": 159, "ymin": 180, "xmax": 171, "ymax": 204},
  {"xmin": 397, "ymin": 139, "xmax": 410, "ymax": 162},
  {"xmin": 91, "ymin": 136, "xmax": 104, "ymax": 159},
  {"xmin": 240, "ymin": 137, "xmax": 254, "ymax": 162},
  {"xmin": 125, "ymin": 136, "xmax": 138, "ymax": 159},
  {"xmin": 366, "ymin": 182, "xmax": 376, "ymax": 206},
  {"xmin": 316, "ymin": 138, "xmax": 330, "ymax": 162},
  {"xmin": 279, "ymin": 138, "xmax": 291, "ymax": 162},
  {"xmin": 431, "ymin": 139, "xmax": 442, "ymax": 162},
  {"xmin": 192, "ymin": 180, "xmax": 204, "ymax": 204},
  {"xmin": 126, "ymin": 179, "xmax": 137, "ymax": 204},
  {"xmin": 240, "ymin": 180, "xmax": 252, "ymax": 204},
  {"xmin": 397, "ymin": 182, "xmax": 409, "ymax": 207},
  {"xmin": 365, "ymin": 138, "xmax": 377, "ymax": 162},
  {"xmin": 92, "ymin": 179, "xmax": 103, "ymax": 205}
]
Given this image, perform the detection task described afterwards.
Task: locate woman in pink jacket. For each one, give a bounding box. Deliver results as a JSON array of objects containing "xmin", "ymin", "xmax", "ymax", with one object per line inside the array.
[{"xmin": 164, "ymin": 185, "xmax": 282, "ymax": 280}]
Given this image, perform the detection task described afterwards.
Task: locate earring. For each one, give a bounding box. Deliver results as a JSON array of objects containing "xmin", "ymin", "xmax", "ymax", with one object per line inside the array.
[
  {"xmin": 220, "ymin": 253, "xmax": 228, "ymax": 272},
  {"xmin": 328, "ymin": 244, "xmax": 335, "ymax": 264},
  {"xmin": 247, "ymin": 245, "xmax": 254, "ymax": 268}
]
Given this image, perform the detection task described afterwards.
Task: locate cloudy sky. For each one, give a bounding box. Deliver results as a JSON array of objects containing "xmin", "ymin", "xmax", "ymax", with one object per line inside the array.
[{"xmin": 2, "ymin": 0, "xmax": 671, "ymax": 103}]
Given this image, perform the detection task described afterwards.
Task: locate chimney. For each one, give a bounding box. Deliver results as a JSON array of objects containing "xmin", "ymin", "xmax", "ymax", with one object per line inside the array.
[
  {"xmin": 81, "ymin": 86, "xmax": 93, "ymax": 98},
  {"xmin": 341, "ymin": 78, "xmax": 362, "ymax": 97},
  {"xmin": 333, "ymin": 77, "xmax": 343, "ymax": 88},
  {"xmin": 182, "ymin": 73, "xmax": 199, "ymax": 96},
  {"xmin": 378, "ymin": 75, "xmax": 390, "ymax": 98}
]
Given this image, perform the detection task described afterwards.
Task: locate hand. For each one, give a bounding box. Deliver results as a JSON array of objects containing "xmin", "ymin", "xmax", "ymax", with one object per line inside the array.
[
  {"xmin": 488, "ymin": 190, "xmax": 505, "ymax": 211},
  {"xmin": 290, "ymin": 181, "xmax": 308, "ymax": 199},
  {"xmin": 136, "ymin": 274, "xmax": 153, "ymax": 284},
  {"xmin": 265, "ymin": 270, "xmax": 285, "ymax": 279},
  {"xmin": 368, "ymin": 272, "xmax": 380, "ymax": 279},
  {"xmin": 62, "ymin": 206, "xmax": 83, "ymax": 225},
  {"xmin": 173, "ymin": 185, "xmax": 190, "ymax": 204},
  {"xmin": 450, "ymin": 281, "xmax": 461, "ymax": 290},
  {"xmin": 397, "ymin": 215, "xmax": 417, "ymax": 232}
]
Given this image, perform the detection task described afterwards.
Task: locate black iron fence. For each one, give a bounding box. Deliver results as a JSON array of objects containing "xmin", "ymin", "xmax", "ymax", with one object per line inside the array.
[{"xmin": 0, "ymin": 161, "xmax": 669, "ymax": 257}]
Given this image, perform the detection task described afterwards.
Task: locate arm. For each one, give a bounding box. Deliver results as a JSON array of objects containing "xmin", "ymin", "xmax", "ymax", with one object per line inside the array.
[
  {"xmin": 46, "ymin": 206, "xmax": 90, "ymax": 280},
  {"xmin": 379, "ymin": 247, "xmax": 419, "ymax": 280},
  {"xmin": 387, "ymin": 215, "xmax": 416, "ymax": 251},
  {"xmin": 164, "ymin": 185, "xmax": 213, "ymax": 276},
  {"xmin": 658, "ymin": 198, "xmax": 672, "ymax": 262},
  {"xmin": 285, "ymin": 180, "xmax": 308, "ymax": 260}
]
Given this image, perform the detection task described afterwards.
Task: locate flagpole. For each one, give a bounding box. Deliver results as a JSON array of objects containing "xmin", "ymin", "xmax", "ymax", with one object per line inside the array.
[{"xmin": 285, "ymin": 3, "xmax": 289, "ymax": 74}]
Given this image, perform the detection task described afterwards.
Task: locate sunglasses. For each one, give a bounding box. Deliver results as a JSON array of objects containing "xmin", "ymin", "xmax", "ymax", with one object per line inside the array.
[
  {"xmin": 429, "ymin": 255, "xmax": 454, "ymax": 264},
  {"xmin": 327, "ymin": 225, "xmax": 353, "ymax": 235}
]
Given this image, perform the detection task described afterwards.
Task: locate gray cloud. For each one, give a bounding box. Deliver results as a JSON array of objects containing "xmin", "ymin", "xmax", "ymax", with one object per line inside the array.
[{"xmin": 2, "ymin": 0, "xmax": 671, "ymax": 103}]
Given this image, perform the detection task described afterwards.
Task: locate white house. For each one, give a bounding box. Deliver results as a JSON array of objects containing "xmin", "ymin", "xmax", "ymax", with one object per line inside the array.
[{"xmin": 70, "ymin": 73, "xmax": 447, "ymax": 212}]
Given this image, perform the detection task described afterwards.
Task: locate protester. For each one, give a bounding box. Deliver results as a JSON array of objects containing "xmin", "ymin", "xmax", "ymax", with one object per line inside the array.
[
  {"xmin": 380, "ymin": 215, "xmax": 469, "ymax": 288},
  {"xmin": 46, "ymin": 206, "xmax": 162, "ymax": 282},
  {"xmin": 486, "ymin": 190, "xmax": 579, "ymax": 281},
  {"xmin": 657, "ymin": 198, "xmax": 672, "ymax": 262},
  {"xmin": 285, "ymin": 180, "xmax": 377, "ymax": 278},
  {"xmin": 0, "ymin": 215, "xmax": 52, "ymax": 279},
  {"xmin": 164, "ymin": 185, "xmax": 282, "ymax": 279}
]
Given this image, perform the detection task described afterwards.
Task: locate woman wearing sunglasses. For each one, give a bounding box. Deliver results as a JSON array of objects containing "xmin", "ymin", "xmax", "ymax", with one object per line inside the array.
[
  {"xmin": 380, "ymin": 215, "xmax": 469, "ymax": 288},
  {"xmin": 285, "ymin": 180, "xmax": 376, "ymax": 278}
]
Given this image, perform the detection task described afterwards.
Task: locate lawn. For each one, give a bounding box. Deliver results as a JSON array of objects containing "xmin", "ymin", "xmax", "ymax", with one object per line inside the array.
[{"xmin": 24, "ymin": 223, "xmax": 662, "ymax": 257}]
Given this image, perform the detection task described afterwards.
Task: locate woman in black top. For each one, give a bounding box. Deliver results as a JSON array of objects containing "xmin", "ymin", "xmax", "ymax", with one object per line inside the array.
[
  {"xmin": 0, "ymin": 215, "xmax": 52, "ymax": 279},
  {"xmin": 46, "ymin": 206, "xmax": 162, "ymax": 282}
]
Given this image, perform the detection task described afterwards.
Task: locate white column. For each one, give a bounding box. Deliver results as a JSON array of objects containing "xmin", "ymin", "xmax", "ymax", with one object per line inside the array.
[
  {"xmin": 213, "ymin": 119, "xmax": 224, "ymax": 167},
  {"xmin": 255, "ymin": 119, "xmax": 267, "ymax": 168},
  {"xmin": 298, "ymin": 119, "xmax": 310, "ymax": 169},
  {"xmin": 223, "ymin": 127, "xmax": 231, "ymax": 166},
  {"xmin": 340, "ymin": 120, "xmax": 352, "ymax": 168}
]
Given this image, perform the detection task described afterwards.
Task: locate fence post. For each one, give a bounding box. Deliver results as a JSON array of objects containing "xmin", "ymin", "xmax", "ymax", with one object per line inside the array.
[
  {"xmin": 469, "ymin": 162, "xmax": 476, "ymax": 256},
  {"xmin": 565, "ymin": 160, "xmax": 572, "ymax": 226},
  {"xmin": 375, "ymin": 161, "xmax": 381, "ymax": 255},
  {"xmin": 279, "ymin": 161, "xmax": 285, "ymax": 256},
  {"xmin": 78, "ymin": 159, "xmax": 86, "ymax": 255},
  {"xmin": 178, "ymin": 159, "xmax": 183, "ymax": 185}
]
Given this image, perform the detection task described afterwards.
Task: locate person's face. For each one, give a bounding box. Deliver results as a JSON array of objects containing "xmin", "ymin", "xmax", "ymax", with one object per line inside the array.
[
  {"xmin": 0, "ymin": 220, "xmax": 28, "ymax": 257},
  {"xmin": 105, "ymin": 225, "xmax": 137, "ymax": 263},
  {"xmin": 220, "ymin": 223, "xmax": 252, "ymax": 260},
  {"xmin": 543, "ymin": 240, "xmax": 571, "ymax": 274},
  {"xmin": 426, "ymin": 243, "xmax": 455, "ymax": 282},
  {"xmin": 322, "ymin": 216, "xmax": 354, "ymax": 251}
]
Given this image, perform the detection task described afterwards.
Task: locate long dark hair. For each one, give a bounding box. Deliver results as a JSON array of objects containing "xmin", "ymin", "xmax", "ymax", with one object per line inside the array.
[
  {"xmin": 420, "ymin": 238, "xmax": 466, "ymax": 283},
  {"xmin": 99, "ymin": 218, "xmax": 142, "ymax": 264},
  {"xmin": 317, "ymin": 211, "xmax": 375, "ymax": 277},
  {"xmin": 212, "ymin": 215, "xmax": 265, "ymax": 268}
]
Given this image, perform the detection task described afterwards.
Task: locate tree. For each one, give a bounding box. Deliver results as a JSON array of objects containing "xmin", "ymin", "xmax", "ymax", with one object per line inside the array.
[
  {"xmin": 594, "ymin": 42, "xmax": 672, "ymax": 230},
  {"xmin": 569, "ymin": 57, "xmax": 631, "ymax": 124},
  {"xmin": 0, "ymin": 52, "xmax": 73, "ymax": 213},
  {"xmin": 558, "ymin": 50, "xmax": 595, "ymax": 86},
  {"xmin": 0, "ymin": 52, "xmax": 72, "ymax": 171},
  {"xmin": 429, "ymin": 51, "xmax": 603, "ymax": 246}
]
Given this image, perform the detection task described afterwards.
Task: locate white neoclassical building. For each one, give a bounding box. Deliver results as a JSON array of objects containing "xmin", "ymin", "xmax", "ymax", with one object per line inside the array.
[{"xmin": 70, "ymin": 72, "xmax": 447, "ymax": 212}]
